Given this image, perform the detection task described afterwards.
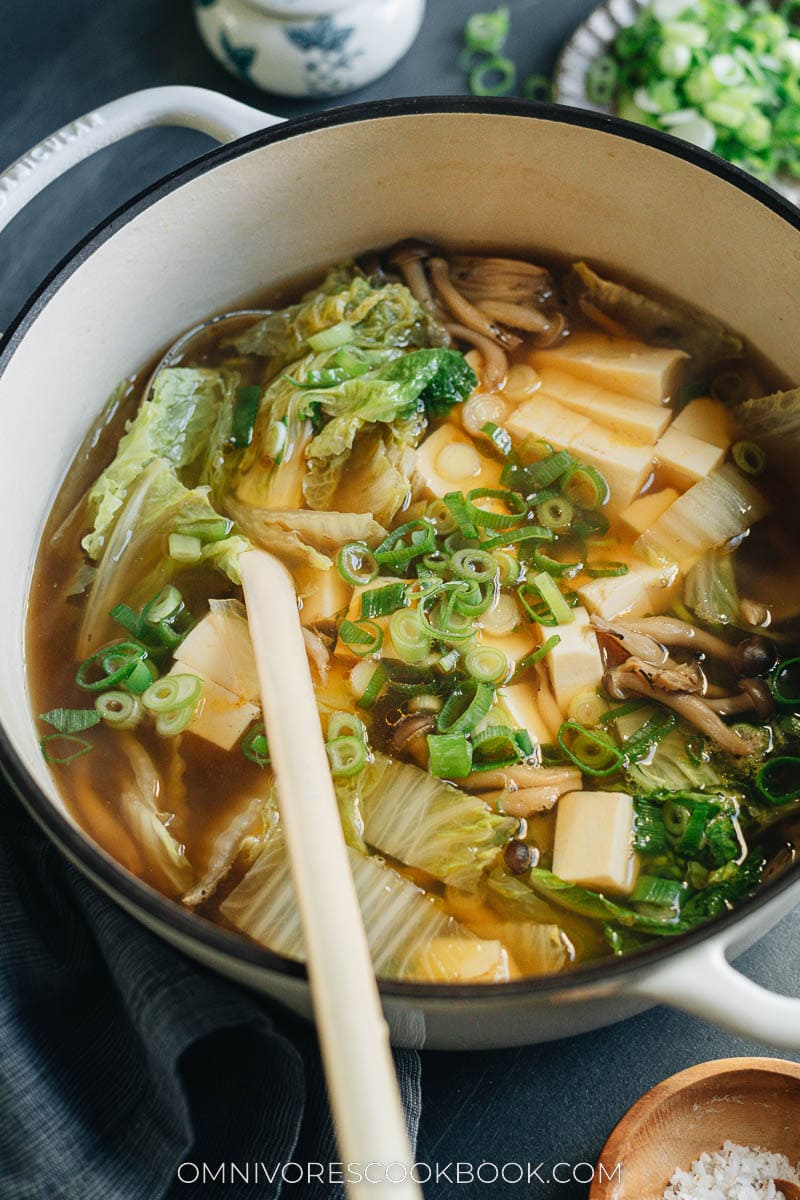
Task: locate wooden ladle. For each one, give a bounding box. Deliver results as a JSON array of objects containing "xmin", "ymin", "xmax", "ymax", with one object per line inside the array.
[
  {"xmin": 590, "ymin": 1057, "xmax": 800, "ymax": 1200},
  {"xmin": 240, "ymin": 550, "xmax": 422, "ymax": 1200}
]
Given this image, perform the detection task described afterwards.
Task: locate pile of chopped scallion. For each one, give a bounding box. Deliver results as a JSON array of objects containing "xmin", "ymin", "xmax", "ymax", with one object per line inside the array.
[{"xmin": 589, "ymin": 0, "xmax": 800, "ymax": 180}]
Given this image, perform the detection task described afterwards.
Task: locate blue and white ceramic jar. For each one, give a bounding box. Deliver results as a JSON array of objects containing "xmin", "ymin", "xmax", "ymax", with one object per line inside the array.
[{"xmin": 194, "ymin": 0, "xmax": 426, "ymax": 98}]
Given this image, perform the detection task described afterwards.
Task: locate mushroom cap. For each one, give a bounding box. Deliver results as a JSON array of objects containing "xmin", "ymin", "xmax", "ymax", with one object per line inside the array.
[{"xmin": 385, "ymin": 238, "xmax": 435, "ymax": 266}]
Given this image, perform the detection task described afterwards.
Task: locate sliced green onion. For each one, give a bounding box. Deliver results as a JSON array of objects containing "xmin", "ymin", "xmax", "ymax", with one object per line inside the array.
[
  {"xmin": 328, "ymin": 711, "xmax": 367, "ymax": 743},
  {"xmin": 76, "ymin": 642, "xmax": 149, "ymax": 692},
  {"xmin": 481, "ymin": 525, "xmax": 553, "ymax": 551},
  {"xmin": 155, "ymin": 706, "xmax": 196, "ymax": 737},
  {"xmin": 521, "ymin": 450, "xmax": 573, "ymax": 491},
  {"xmin": 586, "ymin": 54, "xmax": 618, "ymax": 105},
  {"xmin": 631, "ymin": 875, "xmax": 683, "ymax": 910},
  {"xmin": 110, "ymin": 603, "xmax": 144, "ymax": 639},
  {"xmin": 586, "ymin": 561, "xmax": 629, "ymax": 578},
  {"xmin": 535, "ymin": 495, "xmax": 575, "ymax": 531},
  {"xmin": 756, "ymin": 756, "xmax": 800, "ymax": 805},
  {"xmin": 337, "ymin": 542, "xmax": 378, "ymax": 586},
  {"xmin": 464, "ymin": 6, "xmax": 510, "ymax": 53},
  {"xmin": 732, "ymin": 440, "xmax": 767, "ymax": 476},
  {"xmin": 389, "ymin": 608, "xmax": 431, "ymax": 665},
  {"xmin": 633, "ymin": 799, "xmax": 669, "ymax": 854},
  {"xmin": 437, "ymin": 681, "xmax": 495, "ymax": 735},
  {"xmin": 39, "ymin": 708, "xmax": 102, "ymax": 734},
  {"xmin": 425, "ymin": 499, "xmax": 458, "ymax": 535},
  {"xmin": 242, "ymin": 721, "xmax": 271, "ymax": 766},
  {"xmin": 168, "ymin": 533, "xmax": 203, "ymax": 564},
  {"xmin": 492, "ymin": 550, "xmax": 520, "ymax": 586},
  {"xmin": 230, "ymin": 385, "xmax": 261, "ymax": 449},
  {"xmin": 326, "ymin": 734, "xmax": 367, "ymax": 778},
  {"xmin": 563, "ymin": 464, "xmax": 609, "ymax": 510},
  {"xmin": 532, "ymin": 546, "xmax": 583, "ymax": 578},
  {"xmin": 512, "ymin": 634, "xmax": 561, "ymax": 680},
  {"xmin": 177, "ymin": 517, "xmax": 234, "ymax": 544},
  {"xmin": 451, "ymin": 547, "xmax": 500, "ymax": 584},
  {"xmin": 470, "ymin": 54, "xmax": 517, "ymax": 97},
  {"xmin": 444, "ymin": 492, "xmax": 479, "ymax": 539},
  {"xmin": 307, "ymin": 321, "xmax": 354, "ymax": 352},
  {"xmin": 480, "ymin": 422, "xmax": 515, "ymax": 459},
  {"xmin": 622, "ymin": 710, "xmax": 678, "ymax": 761},
  {"xmin": 374, "ymin": 520, "xmax": 436, "ymax": 569},
  {"xmin": 338, "ymin": 618, "xmax": 384, "ymax": 657},
  {"xmin": 557, "ymin": 721, "xmax": 624, "ymax": 777},
  {"xmin": 94, "ymin": 691, "xmax": 142, "ymax": 729},
  {"xmin": 471, "ymin": 724, "xmax": 522, "ymax": 770},
  {"xmin": 663, "ymin": 800, "xmax": 691, "ymax": 840},
  {"xmin": 40, "ymin": 734, "xmax": 93, "ymax": 765},
  {"xmin": 427, "ymin": 732, "xmax": 473, "ymax": 779},
  {"xmin": 418, "ymin": 585, "xmax": 476, "ymax": 642},
  {"xmin": 465, "ymin": 487, "xmax": 526, "ymax": 530},
  {"xmin": 464, "ymin": 644, "xmax": 510, "ymax": 685},
  {"xmin": 142, "ymin": 585, "xmax": 183, "ymax": 625},
  {"xmin": 676, "ymin": 803, "xmax": 711, "ymax": 854},
  {"xmin": 142, "ymin": 674, "xmax": 202, "ymax": 715},
  {"xmin": 770, "ymin": 657, "xmax": 800, "ymax": 706},
  {"xmin": 355, "ymin": 663, "xmax": 388, "ymax": 710},
  {"xmin": 518, "ymin": 572, "xmax": 573, "ymax": 626},
  {"xmin": 439, "ymin": 648, "xmax": 461, "ymax": 673},
  {"xmin": 521, "ymin": 74, "xmax": 552, "ymax": 102},
  {"xmin": 121, "ymin": 658, "xmax": 157, "ymax": 694},
  {"xmin": 359, "ymin": 582, "xmax": 409, "ymax": 620}
]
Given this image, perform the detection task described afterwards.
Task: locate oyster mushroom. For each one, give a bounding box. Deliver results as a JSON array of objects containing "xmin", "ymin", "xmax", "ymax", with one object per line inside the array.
[
  {"xmin": 385, "ymin": 238, "xmax": 439, "ymax": 312},
  {"xmin": 604, "ymin": 666, "xmax": 760, "ymax": 756},
  {"xmin": 428, "ymin": 257, "xmax": 521, "ymax": 350},
  {"xmin": 609, "ymin": 615, "xmax": 777, "ymax": 676}
]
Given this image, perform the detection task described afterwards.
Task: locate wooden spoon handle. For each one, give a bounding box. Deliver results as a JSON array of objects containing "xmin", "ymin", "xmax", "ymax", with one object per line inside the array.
[
  {"xmin": 775, "ymin": 1180, "xmax": 800, "ymax": 1200},
  {"xmin": 240, "ymin": 551, "xmax": 422, "ymax": 1200}
]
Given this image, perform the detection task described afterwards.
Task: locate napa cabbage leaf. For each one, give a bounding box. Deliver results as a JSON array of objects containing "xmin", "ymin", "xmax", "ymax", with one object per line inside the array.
[
  {"xmin": 82, "ymin": 367, "xmax": 239, "ymax": 559},
  {"xmin": 359, "ymin": 753, "xmax": 517, "ymax": 892},
  {"xmin": 77, "ymin": 459, "xmax": 249, "ymax": 656},
  {"xmin": 219, "ymin": 824, "xmax": 464, "ymax": 978},
  {"xmin": 234, "ymin": 265, "xmax": 444, "ymax": 375}
]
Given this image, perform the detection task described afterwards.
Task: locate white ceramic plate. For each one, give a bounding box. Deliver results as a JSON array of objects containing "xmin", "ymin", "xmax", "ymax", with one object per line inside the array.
[{"xmin": 553, "ymin": 0, "xmax": 800, "ymax": 204}]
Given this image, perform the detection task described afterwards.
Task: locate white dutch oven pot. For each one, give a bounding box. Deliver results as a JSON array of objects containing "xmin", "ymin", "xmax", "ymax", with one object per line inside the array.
[{"xmin": 1, "ymin": 87, "xmax": 799, "ymax": 1051}]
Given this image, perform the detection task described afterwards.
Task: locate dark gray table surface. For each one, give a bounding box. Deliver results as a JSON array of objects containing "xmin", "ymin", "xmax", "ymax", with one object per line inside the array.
[{"xmin": 2, "ymin": 3, "xmax": 799, "ymax": 1198}]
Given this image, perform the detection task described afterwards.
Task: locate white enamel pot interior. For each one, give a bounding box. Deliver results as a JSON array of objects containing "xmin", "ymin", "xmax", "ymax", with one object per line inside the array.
[{"xmin": 1, "ymin": 89, "xmax": 800, "ymax": 1051}]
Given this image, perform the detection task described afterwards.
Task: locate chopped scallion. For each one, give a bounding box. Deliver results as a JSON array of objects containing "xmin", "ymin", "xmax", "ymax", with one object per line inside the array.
[
  {"xmin": 39, "ymin": 708, "xmax": 102, "ymax": 734},
  {"xmin": 427, "ymin": 732, "xmax": 473, "ymax": 779},
  {"xmin": 40, "ymin": 734, "xmax": 93, "ymax": 765}
]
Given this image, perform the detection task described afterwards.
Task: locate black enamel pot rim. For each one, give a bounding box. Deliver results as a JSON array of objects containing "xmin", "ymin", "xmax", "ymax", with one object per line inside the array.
[{"xmin": 2, "ymin": 94, "xmax": 799, "ymax": 1004}]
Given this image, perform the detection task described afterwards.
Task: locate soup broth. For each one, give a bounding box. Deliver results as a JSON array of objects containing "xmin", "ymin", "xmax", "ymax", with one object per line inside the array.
[{"xmin": 27, "ymin": 246, "xmax": 800, "ymax": 983}]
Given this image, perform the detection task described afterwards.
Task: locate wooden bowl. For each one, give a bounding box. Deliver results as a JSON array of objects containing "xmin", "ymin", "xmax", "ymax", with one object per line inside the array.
[{"xmin": 590, "ymin": 1058, "xmax": 800, "ymax": 1200}]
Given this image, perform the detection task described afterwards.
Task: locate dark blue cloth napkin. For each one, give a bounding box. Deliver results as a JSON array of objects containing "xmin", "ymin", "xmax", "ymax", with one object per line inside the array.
[{"xmin": 0, "ymin": 792, "xmax": 421, "ymax": 1200}]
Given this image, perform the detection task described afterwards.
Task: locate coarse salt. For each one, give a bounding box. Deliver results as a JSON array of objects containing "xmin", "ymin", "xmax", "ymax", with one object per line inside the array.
[{"xmin": 663, "ymin": 1141, "xmax": 800, "ymax": 1200}]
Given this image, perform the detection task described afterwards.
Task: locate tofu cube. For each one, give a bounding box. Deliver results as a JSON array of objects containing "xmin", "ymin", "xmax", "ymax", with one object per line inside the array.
[
  {"xmin": 620, "ymin": 488, "xmax": 679, "ymax": 535},
  {"xmin": 535, "ymin": 366, "xmax": 671, "ymax": 443},
  {"xmin": 530, "ymin": 332, "xmax": 687, "ymax": 404},
  {"xmin": 568, "ymin": 423, "xmax": 654, "ymax": 514},
  {"xmin": 297, "ymin": 567, "xmax": 351, "ymax": 627},
  {"xmin": 672, "ymin": 397, "xmax": 732, "ymax": 449},
  {"xmin": 334, "ymin": 576, "xmax": 411, "ymax": 663},
  {"xmin": 506, "ymin": 394, "xmax": 592, "ymax": 451},
  {"xmin": 654, "ymin": 425, "xmax": 725, "ymax": 489},
  {"xmin": 480, "ymin": 624, "xmax": 539, "ymax": 674},
  {"xmin": 168, "ymin": 665, "xmax": 259, "ymax": 751},
  {"xmin": 174, "ymin": 610, "xmax": 260, "ymax": 702},
  {"xmin": 414, "ymin": 424, "xmax": 502, "ymax": 499},
  {"xmin": 552, "ymin": 790, "xmax": 638, "ymax": 896},
  {"xmin": 494, "ymin": 682, "xmax": 553, "ymax": 745},
  {"xmin": 578, "ymin": 562, "xmax": 677, "ymax": 621},
  {"xmin": 544, "ymin": 606, "xmax": 604, "ymax": 713}
]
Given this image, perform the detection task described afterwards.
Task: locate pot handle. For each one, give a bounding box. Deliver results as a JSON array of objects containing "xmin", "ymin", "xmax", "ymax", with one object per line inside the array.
[
  {"xmin": 629, "ymin": 939, "xmax": 800, "ymax": 1049},
  {"xmin": 0, "ymin": 85, "xmax": 281, "ymax": 235}
]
